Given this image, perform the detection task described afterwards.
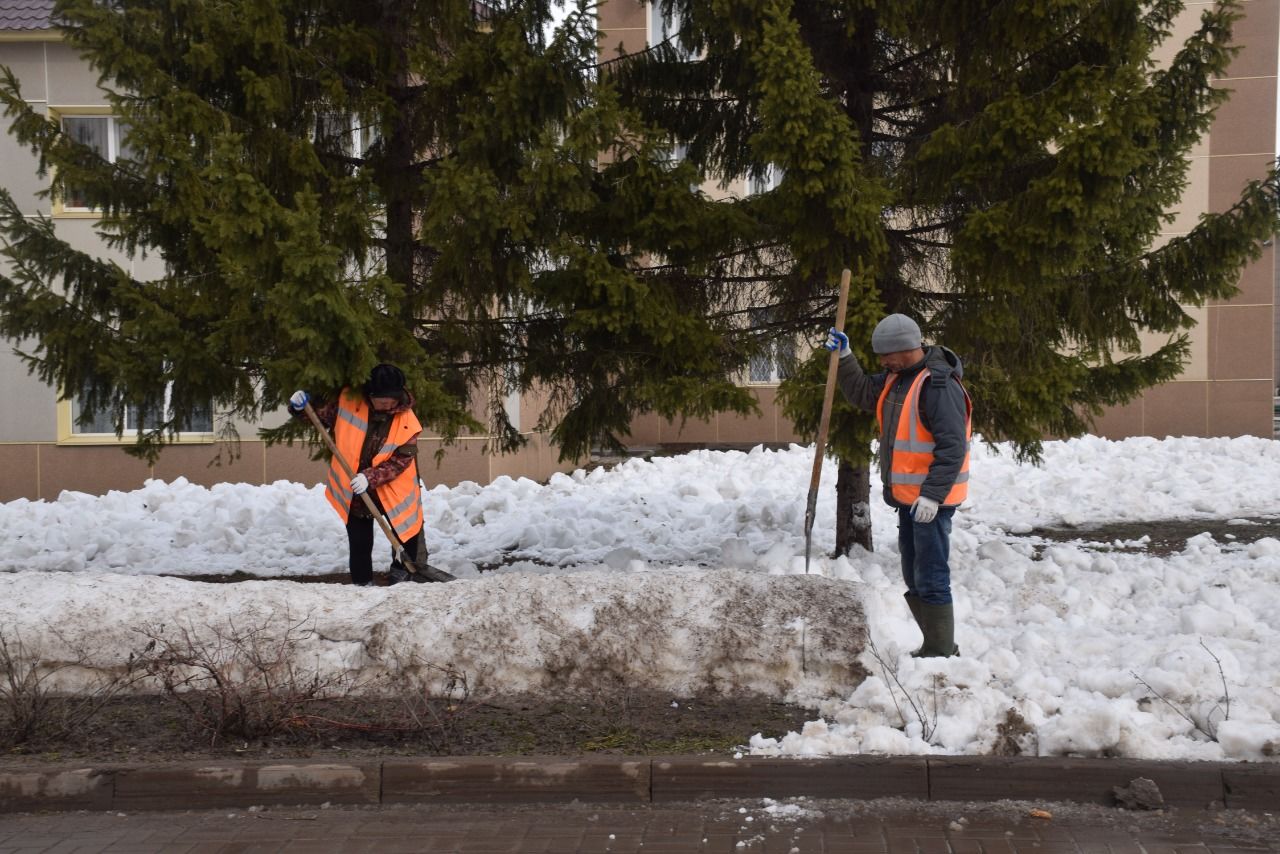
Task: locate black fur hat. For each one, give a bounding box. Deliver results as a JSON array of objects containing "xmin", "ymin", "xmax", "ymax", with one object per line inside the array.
[{"xmin": 364, "ymin": 363, "xmax": 406, "ymax": 398}]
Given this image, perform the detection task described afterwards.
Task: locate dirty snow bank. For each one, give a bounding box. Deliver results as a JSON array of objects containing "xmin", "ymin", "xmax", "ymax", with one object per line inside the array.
[{"xmin": 0, "ymin": 569, "xmax": 866, "ymax": 700}]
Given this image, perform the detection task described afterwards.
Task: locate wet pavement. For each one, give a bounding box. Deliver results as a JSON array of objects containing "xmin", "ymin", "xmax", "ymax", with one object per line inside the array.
[{"xmin": 1, "ymin": 797, "xmax": 1277, "ymax": 853}]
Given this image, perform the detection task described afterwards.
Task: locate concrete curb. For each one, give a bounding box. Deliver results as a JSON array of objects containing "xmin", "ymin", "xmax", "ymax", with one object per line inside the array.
[{"xmin": 1, "ymin": 756, "xmax": 1277, "ymax": 814}]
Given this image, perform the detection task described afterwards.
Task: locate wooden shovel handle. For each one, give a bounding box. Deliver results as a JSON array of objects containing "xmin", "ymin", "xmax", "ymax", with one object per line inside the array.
[{"xmin": 804, "ymin": 268, "xmax": 853, "ymax": 538}]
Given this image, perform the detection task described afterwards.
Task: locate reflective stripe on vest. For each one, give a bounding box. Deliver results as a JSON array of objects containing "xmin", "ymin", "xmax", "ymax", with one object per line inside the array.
[
  {"xmin": 875, "ymin": 368, "xmax": 972, "ymax": 506},
  {"xmin": 323, "ymin": 390, "xmax": 425, "ymax": 541}
]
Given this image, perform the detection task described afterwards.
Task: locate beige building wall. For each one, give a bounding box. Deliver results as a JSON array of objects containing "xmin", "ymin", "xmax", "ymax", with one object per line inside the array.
[
  {"xmin": 0, "ymin": 34, "xmax": 575, "ymax": 500},
  {"xmin": 601, "ymin": 0, "xmax": 1280, "ymax": 448},
  {"xmin": 1089, "ymin": 0, "xmax": 1277, "ymax": 439}
]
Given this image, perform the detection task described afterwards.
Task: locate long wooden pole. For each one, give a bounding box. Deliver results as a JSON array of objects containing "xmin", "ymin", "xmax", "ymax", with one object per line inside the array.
[
  {"xmin": 303, "ymin": 400, "xmax": 454, "ymax": 583},
  {"xmin": 804, "ymin": 267, "xmax": 852, "ymax": 574}
]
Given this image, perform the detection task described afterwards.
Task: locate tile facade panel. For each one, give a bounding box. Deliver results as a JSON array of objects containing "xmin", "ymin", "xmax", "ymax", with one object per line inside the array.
[
  {"xmin": 718, "ymin": 387, "xmax": 777, "ymax": 443},
  {"xmin": 659, "ymin": 414, "xmax": 718, "ymax": 444},
  {"xmin": 43, "ymin": 40, "xmax": 112, "ymax": 106},
  {"xmin": 1224, "ymin": 0, "xmax": 1280, "ymax": 80},
  {"xmin": 1207, "ymin": 153, "xmax": 1274, "ymax": 214},
  {"xmin": 1207, "ymin": 379, "xmax": 1273, "ymax": 437},
  {"xmin": 488, "ymin": 434, "xmax": 560, "ymax": 483},
  {"xmin": 0, "ymin": 444, "xmax": 39, "ymax": 503},
  {"xmin": 597, "ymin": 0, "xmax": 647, "ymax": 34},
  {"xmin": 1142, "ymin": 381, "xmax": 1209, "ymax": 438},
  {"xmin": 418, "ymin": 437, "xmax": 494, "ymax": 487},
  {"xmin": 1215, "ymin": 244, "xmax": 1276, "ymax": 306},
  {"xmin": 1209, "ymin": 76, "xmax": 1277, "ymax": 157},
  {"xmin": 1162, "ymin": 154, "xmax": 1207, "ymax": 235},
  {"xmin": 600, "ymin": 28, "xmax": 648, "ymax": 60},
  {"xmin": 150, "ymin": 442, "xmax": 269, "ymax": 488},
  {"xmin": 625, "ymin": 410, "xmax": 662, "ymax": 445},
  {"xmin": 264, "ymin": 441, "xmax": 328, "ymax": 486},
  {"xmin": 38, "ymin": 444, "xmax": 151, "ymax": 498},
  {"xmin": 1210, "ymin": 304, "xmax": 1273, "ymax": 380},
  {"xmin": 0, "ymin": 40, "xmax": 47, "ymax": 101},
  {"xmin": 0, "ymin": 345, "xmax": 58, "ymax": 441},
  {"xmin": 0, "ymin": 128, "xmax": 51, "ymax": 215},
  {"xmin": 1090, "ymin": 397, "xmax": 1144, "ymax": 440},
  {"xmin": 1180, "ymin": 303, "xmax": 1211, "ymax": 381}
]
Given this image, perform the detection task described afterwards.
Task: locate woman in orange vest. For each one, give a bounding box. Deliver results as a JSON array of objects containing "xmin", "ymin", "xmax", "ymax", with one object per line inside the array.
[
  {"xmin": 289, "ymin": 364, "xmax": 426, "ymax": 586},
  {"xmin": 824, "ymin": 315, "xmax": 972, "ymax": 657}
]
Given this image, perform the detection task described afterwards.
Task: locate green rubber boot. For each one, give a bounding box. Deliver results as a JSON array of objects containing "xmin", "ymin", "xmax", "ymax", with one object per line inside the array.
[
  {"xmin": 904, "ymin": 593, "xmax": 925, "ymax": 655},
  {"xmin": 914, "ymin": 603, "xmax": 960, "ymax": 658}
]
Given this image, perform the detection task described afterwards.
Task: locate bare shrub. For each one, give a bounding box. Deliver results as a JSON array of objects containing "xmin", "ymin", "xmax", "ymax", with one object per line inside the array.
[
  {"xmin": 133, "ymin": 613, "xmax": 355, "ymax": 745},
  {"xmin": 0, "ymin": 628, "xmax": 146, "ymax": 747},
  {"xmin": 1131, "ymin": 639, "xmax": 1231, "ymax": 742},
  {"xmin": 366, "ymin": 653, "xmax": 482, "ymax": 752},
  {"xmin": 865, "ymin": 635, "xmax": 938, "ymax": 742},
  {"xmin": 991, "ymin": 707, "xmax": 1036, "ymax": 756}
]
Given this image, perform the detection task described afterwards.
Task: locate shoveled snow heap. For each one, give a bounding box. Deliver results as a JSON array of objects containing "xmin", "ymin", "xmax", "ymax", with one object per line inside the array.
[
  {"xmin": 0, "ymin": 568, "xmax": 866, "ymax": 700},
  {"xmin": 2, "ymin": 434, "xmax": 1280, "ymax": 761}
]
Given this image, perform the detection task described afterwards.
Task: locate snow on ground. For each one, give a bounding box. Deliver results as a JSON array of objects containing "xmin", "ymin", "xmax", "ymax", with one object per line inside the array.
[{"xmin": 2, "ymin": 434, "xmax": 1280, "ymax": 762}]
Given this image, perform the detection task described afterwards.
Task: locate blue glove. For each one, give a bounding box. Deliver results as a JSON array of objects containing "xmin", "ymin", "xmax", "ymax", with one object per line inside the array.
[
  {"xmin": 824, "ymin": 328, "xmax": 850, "ymax": 357},
  {"xmin": 288, "ymin": 390, "xmax": 309, "ymax": 412}
]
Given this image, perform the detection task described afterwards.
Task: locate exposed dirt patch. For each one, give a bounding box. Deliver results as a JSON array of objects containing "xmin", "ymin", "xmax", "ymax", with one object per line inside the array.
[
  {"xmin": 1026, "ymin": 515, "xmax": 1280, "ymax": 557},
  {"xmin": 0, "ymin": 690, "xmax": 814, "ymax": 767}
]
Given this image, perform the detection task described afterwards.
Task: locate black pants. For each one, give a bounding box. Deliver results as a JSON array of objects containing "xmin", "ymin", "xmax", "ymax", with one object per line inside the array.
[{"xmin": 345, "ymin": 516, "xmax": 425, "ymax": 585}]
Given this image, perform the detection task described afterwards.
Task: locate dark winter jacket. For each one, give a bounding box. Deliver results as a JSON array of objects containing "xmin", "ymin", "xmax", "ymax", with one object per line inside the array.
[{"xmin": 836, "ymin": 345, "xmax": 969, "ymax": 508}]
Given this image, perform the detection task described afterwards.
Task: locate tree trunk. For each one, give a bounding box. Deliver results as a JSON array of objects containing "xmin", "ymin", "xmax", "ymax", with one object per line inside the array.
[{"xmin": 834, "ymin": 457, "xmax": 872, "ymax": 555}]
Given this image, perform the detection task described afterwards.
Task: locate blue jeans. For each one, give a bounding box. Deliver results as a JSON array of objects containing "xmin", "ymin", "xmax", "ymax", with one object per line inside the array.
[{"xmin": 897, "ymin": 504, "xmax": 956, "ymax": 605}]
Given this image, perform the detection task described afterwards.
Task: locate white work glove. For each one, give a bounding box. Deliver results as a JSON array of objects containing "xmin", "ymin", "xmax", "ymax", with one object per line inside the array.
[
  {"xmin": 288, "ymin": 390, "xmax": 309, "ymax": 412},
  {"xmin": 350, "ymin": 473, "xmax": 369, "ymax": 495},
  {"xmin": 910, "ymin": 496, "xmax": 939, "ymax": 524},
  {"xmin": 823, "ymin": 328, "xmax": 851, "ymax": 359}
]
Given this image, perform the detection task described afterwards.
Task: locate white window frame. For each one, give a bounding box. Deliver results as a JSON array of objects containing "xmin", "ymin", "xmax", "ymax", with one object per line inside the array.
[
  {"xmin": 49, "ymin": 108, "xmax": 128, "ymax": 216},
  {"xmin": 58, "ymin": 382, "xmax": 215, "ymax": 445},
  {"xmin": 748, "ymin": 164, "xmax": 783, "ymax": 196},
  {"xmin": 648, "ymin": 1, "xmax": 696, "ymax": 57},
  {"xmin": 745, "ymin": 309, "xmax": 797, "ymax": 386}
]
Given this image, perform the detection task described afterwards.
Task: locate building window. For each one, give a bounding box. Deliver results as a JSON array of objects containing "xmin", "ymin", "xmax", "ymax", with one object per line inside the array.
[
  {"xmin": 649, "ymin": 1, "xmax": 692, "ymax": 56},
  {"xmin": 502, "ymin": 364, "xmax": 521, "ymax": 432},
  {"xmin": 748, "ymin": 164, "xmax": 782, "ymax": 196},
  {"xmin": 57, "ymin": 113, "xmax": 130, "ymax": 211},
  {"xmin": 316, "ymin": 113, "xmax": 380, "ymax": 161},
  {"xmin": 747, "ymin": 309, "xmax": 796, "ymax": 385},
  {"xmin": 61, "ymin": 383, "xmax": 213, "ymax": 443}
]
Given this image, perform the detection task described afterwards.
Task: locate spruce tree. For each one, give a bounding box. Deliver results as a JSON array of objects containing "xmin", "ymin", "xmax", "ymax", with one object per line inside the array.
[
  {"xmin": 0, "ymin": 0, "xmax": 756, "ymax": 462},
  {"xmin": 614, "ymin": 0, "xmax": 1280, "ymax": 552}
]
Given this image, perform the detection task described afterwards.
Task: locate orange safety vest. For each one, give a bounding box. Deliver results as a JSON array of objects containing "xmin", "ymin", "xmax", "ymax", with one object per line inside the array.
[
  {"xmin": 324, "ymin": 391, "xmax": 424, "ymax": 542},
  {"xmin": 875, "ymin": 368, "xmax": 973, "ymax": 507}
]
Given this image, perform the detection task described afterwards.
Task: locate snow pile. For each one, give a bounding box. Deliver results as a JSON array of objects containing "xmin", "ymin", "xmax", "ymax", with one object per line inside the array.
[
  {"xmin": 3, "ymin": 434, "xmax": 1280, "ymax": 761},
  {"xmin": 0, "ymin": 569, "xmax": 867, "ymax": 699}
]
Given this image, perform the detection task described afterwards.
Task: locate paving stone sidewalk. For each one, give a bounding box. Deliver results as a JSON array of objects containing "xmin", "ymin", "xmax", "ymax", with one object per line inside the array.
[{"xmin": 2, "ymin": 797, "xmax": 1278, "ymax": 854}]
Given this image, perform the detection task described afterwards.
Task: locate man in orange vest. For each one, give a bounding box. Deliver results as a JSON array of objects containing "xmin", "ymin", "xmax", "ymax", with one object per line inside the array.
[
  {"xmin": 824, "ymin": 315, "xmax": 972, "ymax": 657},
  {"xmin": 288, "ymin": 364, "xmax": 426, "ymax": 587}
]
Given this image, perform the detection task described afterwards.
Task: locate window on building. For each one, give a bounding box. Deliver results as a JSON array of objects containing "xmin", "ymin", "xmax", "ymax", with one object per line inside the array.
[
  {"xmin": 502, "ymin": 364, "xmax": 521, "ymax": 433},
  {"xmin": 747, "ymin": 309, "xmax": 796, "ymax": 384},
  {"xmin": 69, "ymin": 384, "xmax": 212, "ymax": 437},
  {"xmin": 58, "ymin": 114, "xmax": 131, "ymax": 211},
  {"xmin": 649, "ymin": 1, "xmax": 692, "ymax": 56},
  {"xmin": 316, "ymin": 112, "xmax": 380, "ymax": 163},
  {"xmin": 748, "ymin": 164, "xmax": 783, "ymax": 196}
]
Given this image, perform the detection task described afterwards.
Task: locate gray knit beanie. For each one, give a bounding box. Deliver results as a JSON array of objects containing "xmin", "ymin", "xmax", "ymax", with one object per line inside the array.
[{"xmin": 871, "ymin": 314, "xmax": 922, "ymax": 354}]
